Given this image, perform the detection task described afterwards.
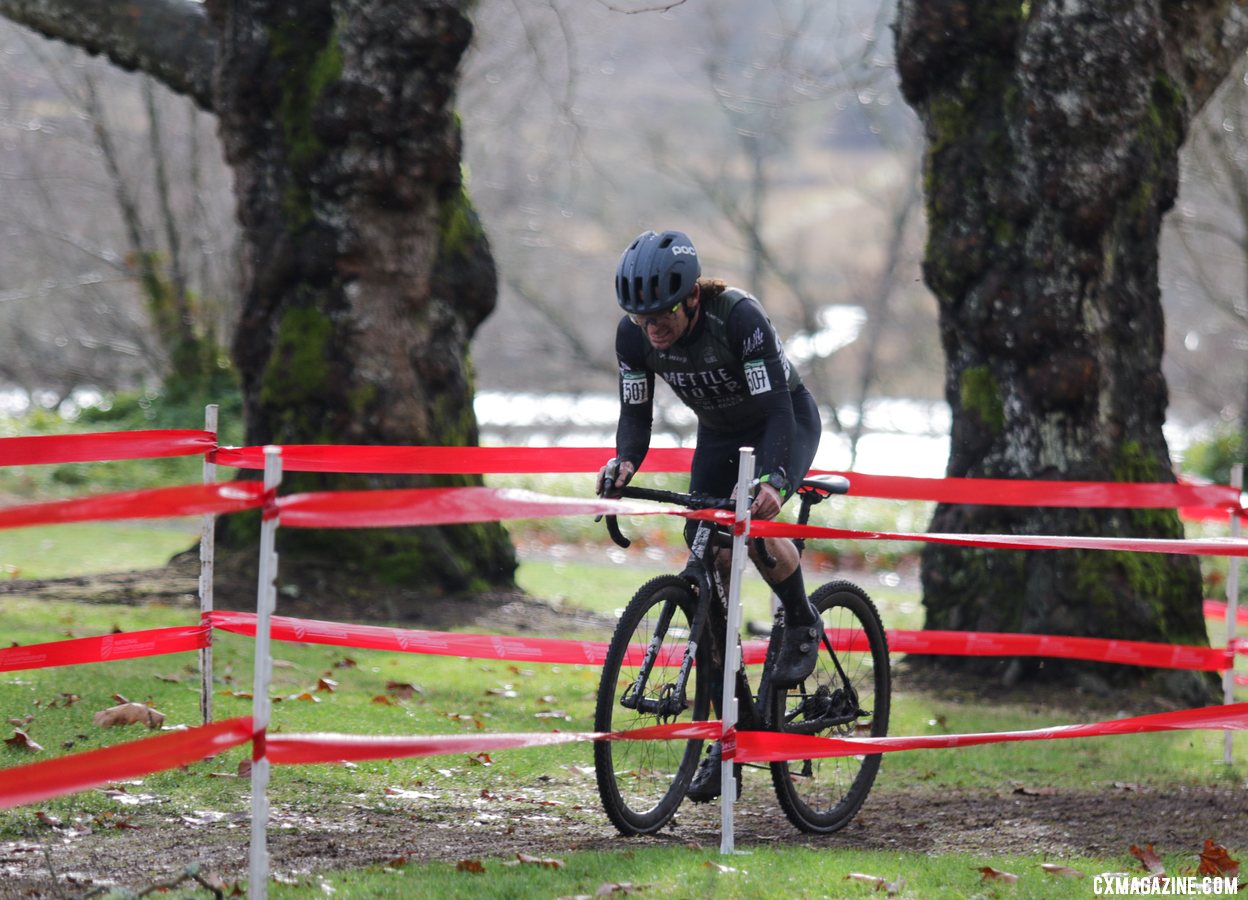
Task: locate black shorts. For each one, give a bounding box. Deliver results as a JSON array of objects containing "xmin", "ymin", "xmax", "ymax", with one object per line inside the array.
[{"xmin": 687, "ymin": 385, "xmax": 821, "ymax": 503}]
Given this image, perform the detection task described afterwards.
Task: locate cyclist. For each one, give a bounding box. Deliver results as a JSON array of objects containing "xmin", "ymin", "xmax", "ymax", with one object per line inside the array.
[{"xmin": 598, "ymin": 228, "xmax": 823, "ymax": 802}]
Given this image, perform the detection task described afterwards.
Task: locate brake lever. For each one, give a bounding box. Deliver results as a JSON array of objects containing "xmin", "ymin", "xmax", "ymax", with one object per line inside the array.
[{"xmin": 594, "ymin": 457, "xmax": 621, "ymax": 524}]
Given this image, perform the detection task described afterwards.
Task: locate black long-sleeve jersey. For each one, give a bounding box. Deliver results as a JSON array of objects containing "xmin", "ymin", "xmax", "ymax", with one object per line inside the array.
[{"xmin": 614, "ymin": 286, "xmax": 805, "ymax": 492}]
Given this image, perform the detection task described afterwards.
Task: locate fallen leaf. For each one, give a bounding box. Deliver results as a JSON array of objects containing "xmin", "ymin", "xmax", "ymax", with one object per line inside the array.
[
  {"xmin": 34, "ymin": 811, "xmax": 61, "ymax": 827},
  {"xmin": 1198, "ymin": 840, "xmax": 1240, "ymax": 878},
  {"xmin": 180, "ymin": 810, "xmax": 229, "ymax": 825},
  {"xmin": 1040, "ymin": 863, "xmax": 1086, "ymax": 878},
  {"xmin": 595, "ymin": 882, "xmax": 638, "ymax": 896},
  {"xmin": 333, "ymin": 657, "xmax": 358, "ymax": 669},
  {"xmin": 91, "ymin": 811, "xmax": 139, "ymax": 830},
  {"xmin": 288, "ymin": 691, "xmax": 320, "ymax": 702},
  {"xmin": 112, "ymin": 693, "xmax": 130, "ymax": 704},
  {"xmin": 976, "ymin": 866, "xmax": 1019, "ymax": 884},
  {"xmin": 7, "ymin": 715, "xmax": 34, "ymax": 727},
  {"xmin": 386, "ymin": 681, "xmax": 422, "ymax": 700},
  {"xmin": 92, "ymin": 703, "xmax": 165, "ymax": 729},
  {"xmin": 513, "ymin": 852, "xmax": 564, "ymax": 869},
  {"xmin": 218, "ymin": 690, "xmax": 253, "ymax": 699},
  {"xmin": 486, "ymin": 685, "xmax": 518, "ymax": 698},
  {"xmin": 844, "ymin": 873, "xmax": 904, "ymax": 895},
  {"xmin": 5, "ymin": 729, "xmax": 43, "ymax": 752},
  {"xmin": 591, "ymin": 878, "xmax": 633, "ymax": 893},
  {"xmin": 316, "ymin": 678, "xmax": 337, "ymax": 693},
  {"xmin": 456, "ymin": 859, "xmax": 485, "ymax": 874},
  {"xmin": 468, "ymin": 753, "xmax": 493, "ymax": 767},
  {"xmin": 1130, "ymin": 843, "xmax": 1166, "ymax": 877},
  {"xmin": 237, "ymin": 759, "xmax": 253, "ymax": 777},
  {"xmin": 101, "ymin": 788, "xmax": 161, "ymax": 806},
  {"xmin": 155, "ymin": 674, "xmax": 182, "ymax": 684},
  {"xmin": 703, "ymin": 861, "xmax": 738, "ymax": 873},
  {"xmin": 383, "ymin": 788, "xmax": 439, "ymax": 800},
  {"xmin": 1113, "ymin": 781, "xmax": 1142, "ymax": 792},
  {"xmin": 1013, "ymin": 785, "xmax": 1057, "ymax": 796},
  {"xmin": 845, "ymin": 872, "xmax": 887, "ymax": 888},
  {"xmin": 371, "ymin": 694, "xmax": 395, "ymax": 705}
]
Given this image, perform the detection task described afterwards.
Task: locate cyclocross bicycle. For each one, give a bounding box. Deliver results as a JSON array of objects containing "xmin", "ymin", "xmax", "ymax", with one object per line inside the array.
[{"xmin": 592, "ymin": 474, "xmax": 891, "ymax": 836}]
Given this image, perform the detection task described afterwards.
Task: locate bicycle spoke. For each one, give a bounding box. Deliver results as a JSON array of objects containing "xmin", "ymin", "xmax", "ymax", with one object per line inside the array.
[
  {"xmin": 595, "ymin": 576, "xmax": 708, "ymax": 836},
  {"xmin": 770, "ymin": 581, "xmax": 890, "ymax": 834}
]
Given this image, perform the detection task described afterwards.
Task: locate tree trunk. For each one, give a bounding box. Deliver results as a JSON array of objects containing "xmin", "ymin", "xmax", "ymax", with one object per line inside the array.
[
  {"xmin": 893, "ymin": 0, "xmax": 1247, "ymax": 700},
  {"xmin": 0, "ymin": 0, "xmax": 517, "ymax": 598},
  {"xmin": 207, "ymin": 0, "xmax": 515, "ymax": 594}
]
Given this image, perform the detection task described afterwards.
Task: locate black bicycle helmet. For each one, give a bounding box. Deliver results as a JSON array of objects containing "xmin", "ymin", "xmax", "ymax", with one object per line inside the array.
[{"xmin": 614, "ymin": 229, "xmax": 701, "ymax": 314}]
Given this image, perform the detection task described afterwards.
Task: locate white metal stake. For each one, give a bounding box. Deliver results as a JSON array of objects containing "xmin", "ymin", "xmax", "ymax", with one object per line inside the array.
[
  {"xmin": 249, "ymin": 447, "xmax": 282, "ymax": 899},
  {"xmin": 1225, "ymin": 463, "xmax": 1242, "ymax": 766},
  {"xmin": 720, "ymin": 447, "xmax": 754, "ymax": 855},
  {"xmin": 199, "ymin": 404, "xmax": 218, "ymax": 726}
]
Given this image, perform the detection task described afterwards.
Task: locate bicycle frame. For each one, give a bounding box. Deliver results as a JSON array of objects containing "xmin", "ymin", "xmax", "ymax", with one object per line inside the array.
[
  {"xmin": 595, "ymin": 469, "xmax": 887, "ymax": 841},
  {"xmin": 611, "ymin": 476, "xmax": 851, "ymax": 735}
]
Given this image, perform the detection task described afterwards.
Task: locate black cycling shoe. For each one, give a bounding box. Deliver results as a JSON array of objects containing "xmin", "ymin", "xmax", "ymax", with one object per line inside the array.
[
  {"xmin": 773, "ymin": 622, "xmax": 820, "ymax": 687},
  {"xmin": 686, "ymin": 741, "xmax": 742, "ymax": 803}
]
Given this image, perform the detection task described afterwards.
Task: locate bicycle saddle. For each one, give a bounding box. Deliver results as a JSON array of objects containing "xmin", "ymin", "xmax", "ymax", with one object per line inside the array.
[{"xmin": 798, "ymin": 474, "xmax": 850, "ymax": 498}]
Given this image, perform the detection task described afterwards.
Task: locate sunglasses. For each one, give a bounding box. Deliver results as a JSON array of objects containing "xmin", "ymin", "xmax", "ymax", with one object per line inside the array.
[{"xmin": 628, "ymin": 302, "xmax": 683, "ymax": 328}]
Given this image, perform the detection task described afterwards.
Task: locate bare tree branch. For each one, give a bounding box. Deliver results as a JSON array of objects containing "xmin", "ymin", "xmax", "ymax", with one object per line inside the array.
[
  {"xmin": 0, "ymin": 0, "xmax": 217, "ymax": 109},
  {"xmin": 503, "ymin": 272, "xmax": 612, "ymax": 372},
  {"xmin": 596, "ymin": 0, "xmax": 688, "ymax": 13}
]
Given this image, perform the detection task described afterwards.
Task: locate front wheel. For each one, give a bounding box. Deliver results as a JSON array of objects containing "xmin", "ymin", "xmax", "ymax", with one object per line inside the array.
[
  {"xmin": 770, "ymin": 580, "xmax": 890, "ymax": 834},
  {"xmin": 594, "ymin": 575, "xmax": 710, "ymax": 836}
]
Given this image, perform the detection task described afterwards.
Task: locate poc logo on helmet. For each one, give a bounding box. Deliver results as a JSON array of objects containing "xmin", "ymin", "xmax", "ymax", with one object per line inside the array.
[{"xmin": 671, "ymin": 245, "xmax": 697, "ymax": 256}]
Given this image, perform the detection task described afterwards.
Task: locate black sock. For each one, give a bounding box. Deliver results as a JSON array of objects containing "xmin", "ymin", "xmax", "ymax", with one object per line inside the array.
[{"xmin": 773, "ymin": 569, "xmax": 816, "ymax": 627}]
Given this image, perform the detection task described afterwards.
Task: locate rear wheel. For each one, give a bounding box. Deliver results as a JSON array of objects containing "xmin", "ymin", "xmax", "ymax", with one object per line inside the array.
[
  {"xmin": 770, "ymin": 580, "xmax": 890, "ymax": 833},
  {"xmin": 594, "ymin": 575, "xmax": 710, "ymax": 836}
]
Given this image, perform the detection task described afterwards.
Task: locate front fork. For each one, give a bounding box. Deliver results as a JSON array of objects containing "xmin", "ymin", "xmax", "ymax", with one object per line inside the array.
[{"xmin": 619, "ymin": 568, "xmax": 713, "ymax": 721}]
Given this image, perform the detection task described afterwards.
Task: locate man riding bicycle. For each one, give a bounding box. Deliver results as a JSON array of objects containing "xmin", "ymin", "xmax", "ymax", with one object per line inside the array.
[{"xmin": 598, "ymin": 228, "xmax": 823, "ymax": 802}]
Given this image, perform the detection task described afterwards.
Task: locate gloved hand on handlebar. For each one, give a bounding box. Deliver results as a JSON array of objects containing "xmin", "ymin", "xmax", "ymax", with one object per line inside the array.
[
  {"xmin": 597, "ymin": 457, "xmax": 637, "ymax": 498},
  {"xmin": 750, "ymin": 481, "xmax": 783, "ymax": 520}
]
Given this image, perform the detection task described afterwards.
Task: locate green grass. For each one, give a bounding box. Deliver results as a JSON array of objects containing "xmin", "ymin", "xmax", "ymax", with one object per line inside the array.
[
  {"xmin": 268, "ymin": 846, "xmax": 1163, "ymax": 899},
  {"xmin": 3, "ymin": 550, "xmax": 1246, "ymax": 895},
  {"xmin": 0, "ymin": 522, "xmax": 200, "ymax": 579}
]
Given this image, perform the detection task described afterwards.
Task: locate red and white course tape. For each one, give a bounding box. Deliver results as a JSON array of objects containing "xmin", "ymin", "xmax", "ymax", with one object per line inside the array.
[
  {"xmin": 0, "ymin": 717, "xmax": 253, "ymax": 810},
  {"xmin": 0, "ymin": 483, "xmax": 267, "ymax": 529},
  {"xmin": 5, "ymin": 701, "xmax": 1248, "ymax": 809},
  {"xmin": 0, "ymin": 430, "xmax": 216, "ymax": 467},
  {"xmin": 0, "ymin": 625, "xmax": 210, "ymax": 672}
]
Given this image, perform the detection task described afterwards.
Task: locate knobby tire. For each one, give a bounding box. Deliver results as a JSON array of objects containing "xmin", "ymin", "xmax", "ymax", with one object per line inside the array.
[
  {"xmin": 769, "ymin": 580, "xmax": 890, "ymax": 834},
  {"xmin": 594, "ymin": 575, "xmax": 710, "ymax": 836}
]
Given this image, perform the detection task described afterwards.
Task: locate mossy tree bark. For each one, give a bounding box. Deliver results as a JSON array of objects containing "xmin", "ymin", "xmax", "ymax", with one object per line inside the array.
[
  {"xmin": 1, "ymin": 0, "xmax": 517, "ymax": 596},
  {"xmin": 894, "ymin": 0, "xmax": 1248, "ymax": 698},
  {"xmin": 208, "ymin": 0, "xmax": 515, "ymax": 594}
]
